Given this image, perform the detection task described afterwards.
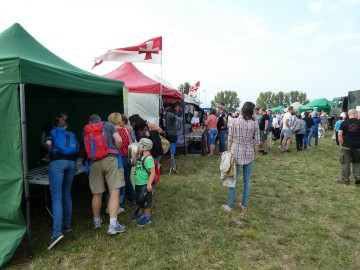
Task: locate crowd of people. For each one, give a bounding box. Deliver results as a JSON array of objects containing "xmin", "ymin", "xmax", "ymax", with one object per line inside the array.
[
  {"xmin": 213, "ymin": 104, "xmax": 360, "ymax": 213},
  {"xmin": 42, "ymin": 107, "xmax": 182, "ymax": 250},
  {"xmin": 39, "ymin": 102, "xmax": 360, "ymax": 250}
]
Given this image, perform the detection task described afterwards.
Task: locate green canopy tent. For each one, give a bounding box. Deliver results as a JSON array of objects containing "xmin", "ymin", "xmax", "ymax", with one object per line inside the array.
[
  {"xmin": 298, "ymin": 98, "xmax": 332, "ymax": 115},
  {"xmin": 271, "ymin": 105, "xmax": 286, "ymax": 113},
  {"xmin": 0, "ymin": 23, "xmax": 124, "ymax": 267}
]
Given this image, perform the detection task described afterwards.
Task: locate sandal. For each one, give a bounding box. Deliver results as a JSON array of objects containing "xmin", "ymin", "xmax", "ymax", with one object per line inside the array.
[
  {"xmin": 221, "ymin": 204, "xmax": 233, "ymax": 212},
  {"xmin": 239, "ymin": 203, "xmax": 246, "ymax": 213}
]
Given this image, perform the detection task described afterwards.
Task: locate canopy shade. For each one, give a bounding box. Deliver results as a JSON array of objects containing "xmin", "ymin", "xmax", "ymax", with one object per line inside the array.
[
  {"xmin": 298, "ymin": 98, "xmax": 332, "ymax": 114},
  {"xmin": 271, "ymin": 105, "xmax": 286, "ymax": 113},
  {"xmin": 103, "ymin": 62, "xmax": 183, "ymax": 101},
  {"xmin": 0, "ymin": 23, "xmax": 124, "ymax": 268},
  {"xmin": 290, "ymin": 102, "xmax": 303, "ymax": 110},
  {"xmin": 0, "ymin": 23, "xmax": 123, "ymax": 94}
]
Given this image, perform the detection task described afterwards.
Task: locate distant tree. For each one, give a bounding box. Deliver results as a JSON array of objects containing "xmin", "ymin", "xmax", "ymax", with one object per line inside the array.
[
  {"xmin": 211, "ymin": 90, "xmax": 240, "ymax": 112},
  {"xmin": 178, "ymin": 81, "xmax": 191, "ymax": 94},
  {"xmin": 256, "ymin": 91, "xmax": 276, "ymax": 109},
  {"xmin": 256, "ymin": 90, "xmax": 309, "ymax": 108}
]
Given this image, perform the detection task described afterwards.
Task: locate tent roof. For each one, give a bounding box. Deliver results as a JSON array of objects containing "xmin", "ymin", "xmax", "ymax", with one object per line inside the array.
[
  {"xmin": 0, "ymin": 23, "xmax": 123, "ymax": 95},
  {"xmin": 271, "ymin": 105, "xmax": 286, "ymax": 113},
  {"xmin": 103, "ymin": 62, "xmax": 183, "ymax": 100},
  {"xmin": 290, "ymin": 102, "xmax": 303, "ymax": 110},
  {"xmin": 184, "ymin": 94, "xmax": 200, "ymax": 105},
  {"xmin": 299, "ymin": 98, "xmax": 332, "ymax": 110}
]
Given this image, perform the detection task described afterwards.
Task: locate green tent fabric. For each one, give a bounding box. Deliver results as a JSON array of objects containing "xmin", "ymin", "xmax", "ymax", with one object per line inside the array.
[
  {"xmin": 298, "ymin": 98, "xmax": 332, "ymax": 115},
  {"xmin": 271, "ymin": 105, "xmax": 286, "ymax": 113},
  {"xmin": 0, "ymin": 23, "xmax": 124, "ymax": 268}
]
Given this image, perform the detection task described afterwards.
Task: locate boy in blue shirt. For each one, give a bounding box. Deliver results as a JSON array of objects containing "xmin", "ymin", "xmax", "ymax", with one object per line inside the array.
[{"xmin": 131, "ymin": 138, "xmax": 155, "ymax": 226}]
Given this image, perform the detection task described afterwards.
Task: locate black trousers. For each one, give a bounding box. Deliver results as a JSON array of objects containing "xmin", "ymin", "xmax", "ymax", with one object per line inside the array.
[{"xmin": 295, "ymin": 134, "xmax": 304, "ymax": 150}]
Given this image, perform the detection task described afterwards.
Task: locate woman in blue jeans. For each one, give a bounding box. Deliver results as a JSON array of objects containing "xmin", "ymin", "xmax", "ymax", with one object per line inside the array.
[
  {"xmin": 204, "ymin": 108, "xmax": 219, "ymax": 155},
  {"xmin": 45, "ymin": 114, "xmax": 79, "ymax": 249},
  {"xmin": 221, "ymin": 102, "xmax": 260, "ymax": 212}
]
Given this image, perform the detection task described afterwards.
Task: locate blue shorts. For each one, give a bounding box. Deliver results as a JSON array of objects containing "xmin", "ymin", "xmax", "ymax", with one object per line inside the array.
[
  {"xmin": 207, "ymin": 129, "xmax": 218, "ymax": 145},
  {"xmin": 283, "ymin": 129, "xmax": 293, "ymax": 137}
]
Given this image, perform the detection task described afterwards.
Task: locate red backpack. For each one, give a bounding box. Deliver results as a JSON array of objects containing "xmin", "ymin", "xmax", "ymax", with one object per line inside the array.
[
  {"xmin": 141, "ymin": 154, "xmax": 161, "ymax": 185},
  {"xmin": 84, "ymin": 122, "xmax": 116, "ymax": 160}
]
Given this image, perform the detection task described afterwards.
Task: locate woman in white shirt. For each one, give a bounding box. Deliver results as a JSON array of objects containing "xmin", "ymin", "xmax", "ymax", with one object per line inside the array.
[
  {"xmin": 272, "ymin": 114, "xmax": 280, "ymax": 144},
  {"xmin": 191, "ymin": 111, "xmax": 200, "ymax": 128}
]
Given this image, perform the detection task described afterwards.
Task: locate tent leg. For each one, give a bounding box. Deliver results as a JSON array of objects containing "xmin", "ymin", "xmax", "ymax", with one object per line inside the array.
[{"xmin": 20, "ymin": 84, "xmax": 33, "ymax": 257}]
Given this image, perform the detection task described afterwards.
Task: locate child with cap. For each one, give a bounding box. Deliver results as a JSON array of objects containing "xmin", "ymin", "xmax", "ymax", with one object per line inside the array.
[{"xmin": 131, "ymin": 138, "xmax": 155, "ymax": 226}]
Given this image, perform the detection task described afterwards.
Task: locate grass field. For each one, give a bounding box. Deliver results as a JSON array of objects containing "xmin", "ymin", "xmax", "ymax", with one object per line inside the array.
[{"xmin": 6, "ymin": 133, "xmax": 360, "ymax": 270}]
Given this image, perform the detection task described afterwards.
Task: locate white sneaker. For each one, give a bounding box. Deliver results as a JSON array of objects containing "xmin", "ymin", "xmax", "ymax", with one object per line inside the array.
[{"xmin": 107, "ymin": 222, "xmax": 126, "ymax": 235}]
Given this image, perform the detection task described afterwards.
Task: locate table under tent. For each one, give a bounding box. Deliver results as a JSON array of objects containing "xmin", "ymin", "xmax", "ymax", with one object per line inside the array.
[{"xmin": 0, "ymin": 23, "xmax": 124, "ymax": 267}]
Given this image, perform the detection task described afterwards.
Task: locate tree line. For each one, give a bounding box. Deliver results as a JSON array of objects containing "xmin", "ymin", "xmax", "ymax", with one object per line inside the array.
[
  {"xmin": 178, "ymin": 81, "xmax": 309, "ymax": 112},
  {"xmin": 255, "ymin": 91, "xmax": 309, "ymax": 109}
]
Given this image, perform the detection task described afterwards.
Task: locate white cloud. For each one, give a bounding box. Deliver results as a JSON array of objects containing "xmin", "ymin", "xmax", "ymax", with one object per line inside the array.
[
  {"xmin": 291, "ymin": 22, "xmax": 322, "ymax": 36},
  {"xmin": 307, "ymin": 1, "xmax": 324, "ymax": 11},
  {"xmin": 314, "ymin": 34, "xmax": 333, "ymax": 46}
]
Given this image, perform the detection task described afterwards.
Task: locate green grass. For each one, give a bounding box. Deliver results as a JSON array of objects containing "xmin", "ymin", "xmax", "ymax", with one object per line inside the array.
[{"xmin": 6, "ymin": 133, "xmax": 360, "ymax": 270}]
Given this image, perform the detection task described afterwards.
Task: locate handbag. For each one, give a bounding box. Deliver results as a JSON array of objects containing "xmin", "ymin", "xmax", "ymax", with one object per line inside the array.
[
  {"xmin": 160, "ymin": 135, "xmax": 170, "ymax": 154},
  {"xmin": 293, "ymin": 120, "xmax": 301, "ymax": 133}
]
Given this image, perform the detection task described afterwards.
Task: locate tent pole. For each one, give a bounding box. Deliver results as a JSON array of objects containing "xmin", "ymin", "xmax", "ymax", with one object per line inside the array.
[{"xmin": 19, "ymin": 83, "xmax": 33, "ymax": 257}]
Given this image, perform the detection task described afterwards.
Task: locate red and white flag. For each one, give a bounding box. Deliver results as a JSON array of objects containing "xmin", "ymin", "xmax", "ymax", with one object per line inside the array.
[
  {"xmin": 92, "ymin": 36, "xmax": 162, "ymax": 69},
  {"xmin": 189, "ymin": 81, "xmax": 200, "ymax": 97}
]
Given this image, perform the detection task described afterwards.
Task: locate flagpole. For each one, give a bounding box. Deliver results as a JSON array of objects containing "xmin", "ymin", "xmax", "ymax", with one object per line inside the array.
[{"xmin": 160, "ymin": 50, "xmax": 163, "ymax": 114}]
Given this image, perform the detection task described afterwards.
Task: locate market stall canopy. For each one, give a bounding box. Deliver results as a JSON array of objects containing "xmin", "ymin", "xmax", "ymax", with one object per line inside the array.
[
  {"xmin": 184, "ymin": 94, "xmax": 200, "ymax": 105},
  {"xmin": 290, "ymin": 102, "xmax": 303, "ymax": 110},
  {"xmin": 103, "ymin": 62, "xmax": 183, "ymax": 101},
  {"xmin": 298, "ymin": 98, "xmax": 332, "ymax": 114},
  {"xmin": 0, "ymin": 23, "xmax": 124, "ymax": 268},
  {"xmin": 0, "ymin": 23, "xmax": 123, "ymax": 94},
  {"xmin": 271, "ymin": 105, "xmax": 286, "ymax": 113}
]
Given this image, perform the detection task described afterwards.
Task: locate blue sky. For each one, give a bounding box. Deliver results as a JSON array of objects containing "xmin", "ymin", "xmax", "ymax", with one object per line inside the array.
[{"xmin": 1, "ymin": 0, "xmax": 359, "ymax": 108}]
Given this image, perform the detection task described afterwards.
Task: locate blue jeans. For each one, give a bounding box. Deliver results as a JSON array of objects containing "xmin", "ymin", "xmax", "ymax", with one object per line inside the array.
[
  {"xmin": 304, "ymin": 127, "xmax": 312, "ymax": 148},
  {"xmin": 122, "ymin": 155, "xmax": 136, "ymax": 203},
  {"xmin": 228, "ymin": 162, "xmax": 254, "ymax": 208},
  {"xmin": 219, "ymin": 129, "xmax": 227, "ymax": 153},
  {"xmin": 49, "ymin": 159, "xmax": 76, "ymax": 237},
  {"xmin": 309, "ymin": 128, "xmax": 318, "ymax": 146},
  {"xmin": 207, "ymin": 129, "xmax": 218, "ymax": 145}
]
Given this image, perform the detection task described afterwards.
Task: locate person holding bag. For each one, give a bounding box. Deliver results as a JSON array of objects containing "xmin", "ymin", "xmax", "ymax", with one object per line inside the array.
[{"xmin": 221, "ymin": 102, "xmax": 260, "ymax": 213}]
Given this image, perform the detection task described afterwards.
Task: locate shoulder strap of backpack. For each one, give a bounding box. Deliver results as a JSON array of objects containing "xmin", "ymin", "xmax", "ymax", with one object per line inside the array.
[{"xmin": 141, "ymin": 154, "xmax": 152, "ymax": 175}]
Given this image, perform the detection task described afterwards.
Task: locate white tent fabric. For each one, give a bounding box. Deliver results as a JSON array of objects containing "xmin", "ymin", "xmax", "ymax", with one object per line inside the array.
[
  {"xmin": 291, "ymin": 102, "xmax": 303, "ymax": 110},
  {"xmin": 128, "ymin": 93, "xmax": 160, "ymax": 125}
]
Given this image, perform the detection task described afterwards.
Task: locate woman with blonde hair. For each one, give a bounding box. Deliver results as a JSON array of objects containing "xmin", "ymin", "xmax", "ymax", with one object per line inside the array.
[{"xmin": 105, "ymin": 113, "xmax": 128, "ymax": 211}]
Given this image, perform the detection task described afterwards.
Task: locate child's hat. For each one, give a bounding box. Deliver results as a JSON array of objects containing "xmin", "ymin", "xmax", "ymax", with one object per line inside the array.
[{"xmin": 138, "ymin": 138, "xmax": 153, "ymax": 151}]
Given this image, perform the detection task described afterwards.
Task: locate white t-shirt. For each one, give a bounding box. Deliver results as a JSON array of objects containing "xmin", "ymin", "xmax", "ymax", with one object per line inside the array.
[
  {"xmin": 282, "ymin": 112, "xmax": 293, "ymax": 130},
  {"xmin": 191, "ymin": 117, "xmax": 200, "ymax": 125},
  {"xmin": 272, "ymin": 117, "xmax": 279, "ymax": 128}
]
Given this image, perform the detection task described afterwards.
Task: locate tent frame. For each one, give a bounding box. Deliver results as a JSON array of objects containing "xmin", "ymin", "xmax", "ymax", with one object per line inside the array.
[{"xmin": 20, "ymin": 84, "xmax": 33, "ymax": 256}]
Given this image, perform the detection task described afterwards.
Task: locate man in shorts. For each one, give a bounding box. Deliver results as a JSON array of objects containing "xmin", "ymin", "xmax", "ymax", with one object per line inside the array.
[
  {"xmin": 281, "ymin": 106, "xmax": 295, "ymax": 153},
  {"xmin": 84, "ymin": 114, "xmax": 125, "ymax": 234},
  {"xmin": 259, "ymin": 109, "xmax": 270, "ymax": 155}
]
